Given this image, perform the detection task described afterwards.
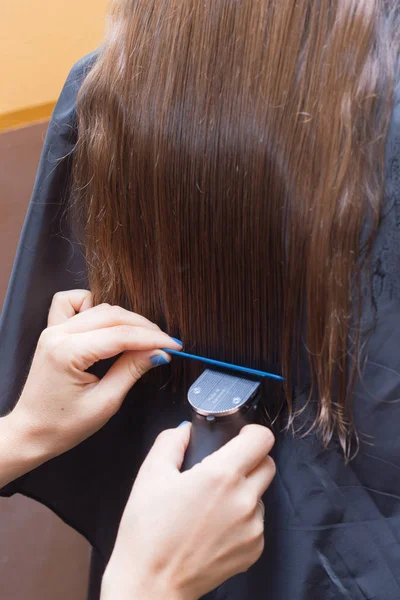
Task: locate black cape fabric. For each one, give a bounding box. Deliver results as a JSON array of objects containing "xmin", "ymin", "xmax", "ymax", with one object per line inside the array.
[{"xmin": 1, "ymin": 53, "xmax": 400, "ymax": 600}]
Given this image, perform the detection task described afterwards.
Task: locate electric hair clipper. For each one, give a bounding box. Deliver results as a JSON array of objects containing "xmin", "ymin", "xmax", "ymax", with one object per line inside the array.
[{"xmin": 182, "ymin": 369, "xmax": 264, "ymax": 471}]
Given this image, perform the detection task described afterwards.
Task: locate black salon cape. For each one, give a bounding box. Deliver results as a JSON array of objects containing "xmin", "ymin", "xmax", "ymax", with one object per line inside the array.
[{"xmin": 1, "ymin": 53, "xmax": 400, "ymax": 600}]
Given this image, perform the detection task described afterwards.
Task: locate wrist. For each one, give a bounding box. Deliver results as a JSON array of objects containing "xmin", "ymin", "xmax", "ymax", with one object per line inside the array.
[
  {"xmin": 101, "ymin": 562, "xmax": 190, "ymax": 600},
  {"xmin": 0, "ymin": 408, "xmax": 53, "ymax": 475}
]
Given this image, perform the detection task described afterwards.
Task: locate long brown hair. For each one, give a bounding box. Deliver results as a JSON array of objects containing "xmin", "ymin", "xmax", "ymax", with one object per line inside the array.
[{"xmin": 72, "ymin": 0, "xmax": 399, "ymax": 455}]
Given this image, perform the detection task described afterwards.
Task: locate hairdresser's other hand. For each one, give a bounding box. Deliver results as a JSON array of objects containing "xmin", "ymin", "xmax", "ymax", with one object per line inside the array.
[
  {"xmin": 7, "ymin": 290, "xmax": 180, "ymax": 463},
  {"xmin": 102, "ymin": 424, "xmax": 276, "ymax": 600}
]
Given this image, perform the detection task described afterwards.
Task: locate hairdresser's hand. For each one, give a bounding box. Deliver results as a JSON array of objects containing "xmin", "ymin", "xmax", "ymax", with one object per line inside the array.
[
  {"xmin": 102, "ymin": 424, "xmax": 275, "ymax": 600},
  {"xmin": 2, "ymin": 290, "xmax": 180, "ymax": 476}
]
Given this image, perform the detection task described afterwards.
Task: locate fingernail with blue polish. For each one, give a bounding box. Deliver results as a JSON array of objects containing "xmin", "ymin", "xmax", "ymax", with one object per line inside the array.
[
  {"xmin": 178, "ymin": 421, "xmax": 190, "ymax": 428},
  {"xmin": 171, "ymin": 337, "xmax": 183, "ymax": 346},
  {"xmin": 151, "ymin": 355, "xmax": 170, "ymax": 367}
]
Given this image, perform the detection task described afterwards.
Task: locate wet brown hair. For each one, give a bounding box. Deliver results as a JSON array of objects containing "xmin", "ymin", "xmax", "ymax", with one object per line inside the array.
[{"xmin": 72, "ymin": 0, "xmax": 399, "ymax": 455}]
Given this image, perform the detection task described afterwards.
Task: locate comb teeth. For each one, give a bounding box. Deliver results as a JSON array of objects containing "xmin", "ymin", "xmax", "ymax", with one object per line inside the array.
[{"xmin": 162, "ymin": 348, "xmax": 284, "ymax": 381}]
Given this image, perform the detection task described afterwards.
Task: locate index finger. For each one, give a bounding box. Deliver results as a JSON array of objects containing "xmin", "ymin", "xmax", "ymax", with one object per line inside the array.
[
  {"xmin": 47, "ymin": 290, "xmax": 93, "ymax": 326},
  {"xmin": 63, "ymin": 303, "xmax": 160, "ymax": 334},
  {"xmin": 206, "ymin": 425, "xmax": 275, "ymax": 477}
]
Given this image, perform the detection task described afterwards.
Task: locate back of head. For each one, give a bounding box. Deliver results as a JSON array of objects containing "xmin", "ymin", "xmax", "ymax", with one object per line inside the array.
[{"xmin": 72, "ymin": 0, "xmax": 400, "ymax": 455}]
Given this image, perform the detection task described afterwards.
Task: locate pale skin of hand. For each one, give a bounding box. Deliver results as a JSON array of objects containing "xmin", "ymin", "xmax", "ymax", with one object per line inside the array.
[
  {"xmin": 0, "ymin": 289, "xmax": 181, "ymax": 488},
  {"xmin": 0, "ymin": 289, "xmax": 276, "ymax": 600},
  {"xmin": 102, "ymin": 424, "xmax": 276, "ymax": 600}
]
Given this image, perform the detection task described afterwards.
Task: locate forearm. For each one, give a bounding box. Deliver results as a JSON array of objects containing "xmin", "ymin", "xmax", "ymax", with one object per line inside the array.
[{"xmin": 0, "ymin": 410, "xmax": 51, "ymax": 488}]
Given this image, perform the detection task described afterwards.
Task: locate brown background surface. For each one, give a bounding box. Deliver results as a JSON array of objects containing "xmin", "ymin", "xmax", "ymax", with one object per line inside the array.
[{"xmin": 0, "ymin": 122, "xmax": 90, "ymax": 599}]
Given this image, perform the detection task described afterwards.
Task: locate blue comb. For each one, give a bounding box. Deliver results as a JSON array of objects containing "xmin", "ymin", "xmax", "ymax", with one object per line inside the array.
[{"xmin": 162, "ymin": 348, "xmax": 284, "ymax": 381}]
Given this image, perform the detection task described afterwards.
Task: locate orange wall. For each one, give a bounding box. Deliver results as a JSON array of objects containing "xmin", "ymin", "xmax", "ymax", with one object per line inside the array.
[{"xmin": 0, "ymin": 1, "xmax": 108, "ymax": 116}]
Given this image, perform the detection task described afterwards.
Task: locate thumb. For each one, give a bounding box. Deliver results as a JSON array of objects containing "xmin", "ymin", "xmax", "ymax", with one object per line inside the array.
[
  {"xmin": 95, "ymin": 350, "xmax": 170, "ymax": 407},
  {"xmin": 145, "ymin": 423, "xmax": 192, "ymax": 473}
]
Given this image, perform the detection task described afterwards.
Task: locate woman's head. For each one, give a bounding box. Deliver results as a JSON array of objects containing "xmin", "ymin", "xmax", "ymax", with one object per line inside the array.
[{"xmin": 72, "ymin": 0, "xmax": 399, "ymax": 455}]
